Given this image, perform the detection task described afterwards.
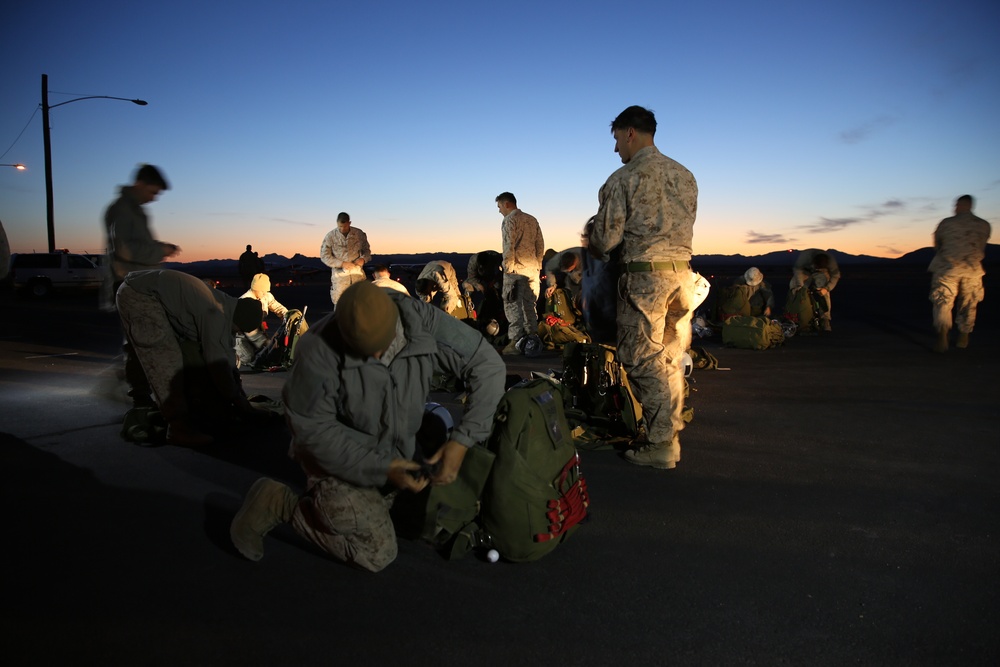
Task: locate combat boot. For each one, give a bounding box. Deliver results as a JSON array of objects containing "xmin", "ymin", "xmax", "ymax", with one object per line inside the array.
[
  {"xmin": 625, "ymin": 439, "xmax": 680, "ymax": 470},
  {"xmin": 230, "ymin": 478, "xmax": 299, "ymax": 561},
  {"xmin": 956, "ymin": 332, "xmax": 969, "ymax": 349},
  {"xmin": 934, "ymin": 327, "xmax": 949, "ymax": 353}
]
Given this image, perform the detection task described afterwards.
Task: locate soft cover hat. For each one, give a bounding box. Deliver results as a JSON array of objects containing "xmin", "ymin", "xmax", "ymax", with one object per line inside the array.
[
  {"xmin": 336, "ymin": 281, "xmax": 399, "ymax": 357},
  {"xmin": 744, "ymin": 267, "xmax": 763, "ymax": 287},
  {"xmin": 250, "ymin": 273, "xmax": 270, "ymax": 292},
  {"xmin": 233, "ymin": 298, "xmax": 264, "ymax": 333}
]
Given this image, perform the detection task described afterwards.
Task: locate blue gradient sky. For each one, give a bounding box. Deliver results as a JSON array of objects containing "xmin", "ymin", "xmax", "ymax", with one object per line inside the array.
[{"xmin": 2, "ymin": 0, "xmax": 997, "ymax": 263}]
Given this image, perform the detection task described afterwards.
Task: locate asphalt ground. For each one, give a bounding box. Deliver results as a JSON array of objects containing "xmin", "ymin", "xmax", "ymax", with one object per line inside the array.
[{"xmin": 2, "ymin": 266, "xmax": 998, "ymax": 666}]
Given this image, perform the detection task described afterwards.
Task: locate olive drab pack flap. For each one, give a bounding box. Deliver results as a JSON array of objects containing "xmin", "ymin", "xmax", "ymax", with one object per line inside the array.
[
  {"xmin": 560, "ymin": 341, "xmax": 643, "ymax": 439},
  {"xmin": 480, "ymin": 377, "xmax": 589, "ymax": 563},
  {"xmin": 390, "ymin": 443, "xmax": 495, "ymax": 551},
  {"xmin": 722, "ymin": 316, "xmax": 785, "ymax": 350}
]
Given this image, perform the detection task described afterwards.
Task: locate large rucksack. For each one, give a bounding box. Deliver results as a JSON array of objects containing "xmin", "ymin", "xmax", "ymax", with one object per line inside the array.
[
  {"xmin": 715, "ymin": 284, "xmax": 753, "ymax": 322},
  {"xmin": 392, "ymin": 378, "xmax": 589, "ymax": 563},
  {"xmin": 722, "ymin": 316, "xmax": 785, "ymax": 350},
  {"xmin": 782, "ymin": 287, "xmax": 824, "ymax": 333},
  {"xmin": 560, "ymin": 341, "xmax": 643, "ymax": 441},
  {"xmin": 546, "ymin": 288, "xmax": 581, "ymax": 326}
]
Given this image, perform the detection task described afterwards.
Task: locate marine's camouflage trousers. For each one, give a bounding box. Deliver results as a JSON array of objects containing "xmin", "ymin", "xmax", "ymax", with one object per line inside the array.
[
  {"xmin": 615, "ymin": 269, "xmax": 694, "ymax": 446},
  {"xmin": 503, "ymin": 272, "xmax": 541, "ymax": 343},
  {"xmin": 291, "ymin": 474, "xmax": 398, "ymax": 573},
  {"xmin": 330, "ymin": 272, "xmax": 367, "ymax": 308},
  {"xmin": 116, "ymin": 284, "xmax": 188, "ymax": 420},
  {"xmin": 930, "ymin": 270, "xmax": 985, "ymax": 333}
]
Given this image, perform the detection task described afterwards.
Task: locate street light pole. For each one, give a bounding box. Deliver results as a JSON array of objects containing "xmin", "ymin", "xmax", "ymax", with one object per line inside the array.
[
  {"xmin": 42, "ymin": 74, "xmax": 54, "ymax": 253},
  {"xmin": 41, "ymin": 73, "xmax": 147, "ymax": 253}
]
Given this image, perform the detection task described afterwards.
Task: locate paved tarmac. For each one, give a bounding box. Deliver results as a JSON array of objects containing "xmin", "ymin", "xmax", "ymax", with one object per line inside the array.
[{"xmin": 2, "ymin": 269, "xmax": 998, "ymax": 666}]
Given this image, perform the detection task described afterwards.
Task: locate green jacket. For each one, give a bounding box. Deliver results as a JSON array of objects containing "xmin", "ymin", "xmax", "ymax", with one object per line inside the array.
[{"xmin": 283, "ymin": 290, "xmax": 505, "ymax": 488}]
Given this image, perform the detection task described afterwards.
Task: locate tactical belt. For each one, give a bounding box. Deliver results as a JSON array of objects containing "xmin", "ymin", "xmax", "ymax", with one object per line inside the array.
[{"xmin": 624, "ymin": 260, "xmax": 691, "ymax": 273}]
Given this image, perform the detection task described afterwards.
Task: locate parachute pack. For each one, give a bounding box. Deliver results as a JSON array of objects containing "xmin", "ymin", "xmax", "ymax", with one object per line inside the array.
[
  {"xmin": 559, "ymin": 341, "xmax": 643, "ymax": 445},
  {"xmin": 250, "ymin": 308, "xmax": 309, "ymax": 370},
  {"xmin": 392, "ymin": 377, "xmax": 588, "ymax": 563},
  {"xmin": 722, "ymin": 316, "xmax": 786, "ymax": 350},
  {"xmin": 782, "ymin": 287, "xmax": 825, "ymax": 334},
  {"xmin": 537, "ymin": 288, "xmax": 590, "ymax": 351}
]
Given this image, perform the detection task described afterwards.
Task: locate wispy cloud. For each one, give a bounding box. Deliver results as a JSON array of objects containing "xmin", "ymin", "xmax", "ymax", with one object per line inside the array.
[
  {"xmin": 839, "ymin": 114, "xmax": 899, "ymax": 144},
  {"xmin": 746, "ymin": 230, "xmax": 796, "ymax": 244},
  {"xmin": 798, "ymin": 217, "xmax": 866, "ymax": 233}
]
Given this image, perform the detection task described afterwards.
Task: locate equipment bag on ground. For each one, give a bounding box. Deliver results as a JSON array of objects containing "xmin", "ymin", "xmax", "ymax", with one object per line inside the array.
[
  {"xmin": 782, "ymin": 287, "xmax": 826, "ymax": 334},
  {"xmin": 722, "ymin": 315, "xmax": 785, "ymax": 350},
  {"xmin": 560, "ymin": 341, "xmax": 643, "ymax": 441},
  {"xmin": 251, "ymin": 308, "xmax": 309, "ymax": 369}
]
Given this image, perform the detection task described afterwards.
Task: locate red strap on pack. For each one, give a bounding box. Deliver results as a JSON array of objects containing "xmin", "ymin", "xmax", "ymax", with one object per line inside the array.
[{"xmin": 535, "ymin": 454, "xmax": 589, "ymax": 542}]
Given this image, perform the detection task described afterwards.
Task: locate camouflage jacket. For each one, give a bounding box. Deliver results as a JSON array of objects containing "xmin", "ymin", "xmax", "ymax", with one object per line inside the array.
[{"xmin": 590, "ymin": 146, "xmax": 698, "ymax": 264}]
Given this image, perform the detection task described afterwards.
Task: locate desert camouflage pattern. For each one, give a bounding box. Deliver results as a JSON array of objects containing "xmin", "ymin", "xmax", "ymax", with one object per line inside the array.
[
  {"xmin": 320, "ymin": 226, "xmax": 372, "ymax": 305},
  {"xmin": 616, "ymin": 270, "xmax": 695, "ymax": 446},
  {"xmin": 501, "ymin": 209, "xmax": 544, "ymax": 342},
  {"xmin": 590, "ymin": 146, "xmax": 697, "ymax": 264},
  {"xmin": 116, "ymin": 285, "xmax": 188, "ymax": 420},
  {"xmin": 501, "ymin": 209, "xmax": 544, "ymax": 275},
  {"xmin": 929, "ymin": 212, "xmax": 991, "ymax": 332},
  {"xmin": 417, "ymin": 260, "xmax": 462, "ymax": 313},
  {"xmin": 291, "ymin": 474, "xmax": 398, "ymax": 573},
  {"xmin": 590, "ymin": 146, "xmax": 698, "ymax": 448},
  {"xmin": 503, "ymin": 272, "xmax": 540, "ymax": 342}
]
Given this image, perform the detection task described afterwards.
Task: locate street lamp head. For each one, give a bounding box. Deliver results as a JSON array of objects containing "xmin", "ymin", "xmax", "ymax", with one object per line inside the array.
[
  {"xmin": 2, "ymin": 163, "xmax": 26, "ymax": 170},
  {"xmin": 132, "ymin": 99, "xmax": 148, "ymax": 106}
]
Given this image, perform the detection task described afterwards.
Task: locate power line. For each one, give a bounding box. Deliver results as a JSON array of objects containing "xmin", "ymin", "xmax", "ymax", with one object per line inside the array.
[{"xmin": 0, "ymin": 106, "xmax": 40, "ymax": 162}]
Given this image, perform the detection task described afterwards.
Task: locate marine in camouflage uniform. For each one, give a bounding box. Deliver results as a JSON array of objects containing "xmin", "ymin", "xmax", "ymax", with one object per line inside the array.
[
  {"xmin": 929, "ymin": 194, "xmax": 992, "ymax": 352},
  {"xmin": 496, "ymin": 192, "xmax": 545, "ymax": 355},
  {"xmin": 789, "ymin": 249, "xmax": 841, "ymax": 331},
  {"xmin": 319, "ymin": 212, "xmax": 371, "ymax": 307},
  {"xmin": 230, "ymin": 282, "xmax": 505, "ymax": 572},
  {"xmin": 415, "ymin": 259, "xmax": 463, "ymax": 316},
  {"xmin": 589, "ymin": 106, "xmax": 698, "ymax": 470}
]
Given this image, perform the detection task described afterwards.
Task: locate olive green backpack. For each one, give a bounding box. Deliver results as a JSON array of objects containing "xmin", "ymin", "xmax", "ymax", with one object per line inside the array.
[
  {"xmin": 722, "ymin": 316, "xmax": 785, "ymax": 350},
  {"xmin": 392, "ymin": 377, "xmax": 589, "ymax": 562}
]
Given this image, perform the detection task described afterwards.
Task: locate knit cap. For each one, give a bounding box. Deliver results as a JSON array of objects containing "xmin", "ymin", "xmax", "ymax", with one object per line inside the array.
[
  {"xmin": 251, "ymin": 273, "xmax": 270, "ymax": 292},
  {"xmin": 336, "ymin": 281, "xmax": 399, "ymax": 357}
]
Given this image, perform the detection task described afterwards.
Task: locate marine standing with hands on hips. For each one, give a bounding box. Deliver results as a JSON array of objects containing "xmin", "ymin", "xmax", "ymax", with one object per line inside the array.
[{"xmin": 588, "ymin": 105, "xmax": 698, "ymax": 471}]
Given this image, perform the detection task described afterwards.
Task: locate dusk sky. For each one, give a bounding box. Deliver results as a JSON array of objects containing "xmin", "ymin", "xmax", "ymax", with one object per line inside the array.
[{"xmin": 2, "ymin": 1, "xmax": 997, "ymax": 263}]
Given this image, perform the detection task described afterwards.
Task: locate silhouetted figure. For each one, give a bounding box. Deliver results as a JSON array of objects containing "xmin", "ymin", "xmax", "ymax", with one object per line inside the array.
[{"xmin": 239, "ymin": 244, "xmax": 264, "ymax": 289}]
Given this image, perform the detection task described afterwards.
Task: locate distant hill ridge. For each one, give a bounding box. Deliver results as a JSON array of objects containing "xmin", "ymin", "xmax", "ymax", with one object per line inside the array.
[{"xmin": 165, "ymin": 245, "xmax": 1000, "ymax": 277}]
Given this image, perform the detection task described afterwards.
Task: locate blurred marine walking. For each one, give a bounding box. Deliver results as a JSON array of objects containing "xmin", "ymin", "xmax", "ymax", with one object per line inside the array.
[{"xmin": 929, "ymin": 194, "xmax": 991, "ymax": 352}]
